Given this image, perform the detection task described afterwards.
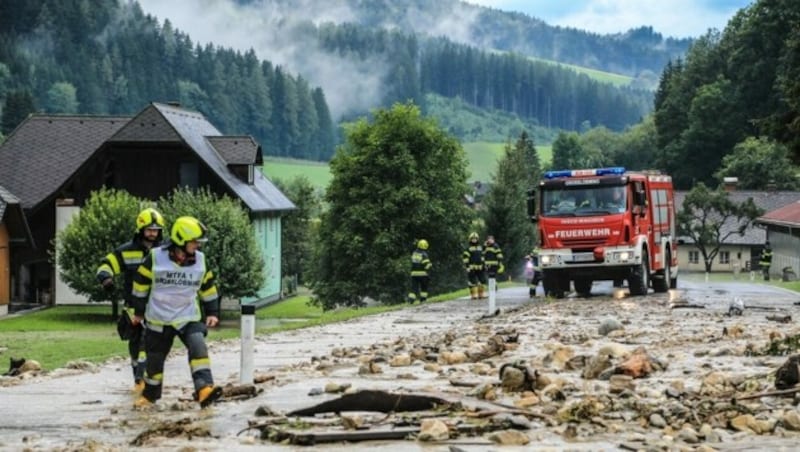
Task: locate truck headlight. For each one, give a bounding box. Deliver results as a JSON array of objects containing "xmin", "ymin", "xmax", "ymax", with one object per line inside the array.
[
  {"xmin": 618, "ymin": 251, "xmax": 630, "ymax": 261},
  {"xmin": 541, "ymin": 255, "xmax": 552, "ymax": 265}
]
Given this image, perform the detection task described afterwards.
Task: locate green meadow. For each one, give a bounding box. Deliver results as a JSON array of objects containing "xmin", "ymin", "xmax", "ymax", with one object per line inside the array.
[{"xmin": 262, "ymin": 142, "xmax": 553, "ymax": 190}]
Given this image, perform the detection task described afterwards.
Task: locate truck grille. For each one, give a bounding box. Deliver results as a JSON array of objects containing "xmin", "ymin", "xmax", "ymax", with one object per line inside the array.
[{"xmin": 561, "ymin": 238, "xmax": 606, "ymax": 248}]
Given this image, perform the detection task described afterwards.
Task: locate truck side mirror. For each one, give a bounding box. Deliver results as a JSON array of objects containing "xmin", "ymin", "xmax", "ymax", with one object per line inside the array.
[{"xmin": 526, "ymin": 189, "xmax": 538, "ymax": 222}]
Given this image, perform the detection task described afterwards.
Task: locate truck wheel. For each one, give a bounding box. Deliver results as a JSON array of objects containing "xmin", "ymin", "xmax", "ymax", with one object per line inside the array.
[
  {"xmin": 670, "ymin": 274, "xmax": 678, "ymax": 289},
  {"xmin": 543, "ymin": 273, "xmax": 565, "ymax": 299},
  {"xmin": 628, "ymin": 256, "xmax": 649, "ymax": 296},
  {"xmin": 652, "ymin": 264, "xmax": 670, "ymax": 293},
  {"xmin": 574, "ymin": 278, "xmax": 592, "ymax": 296}
]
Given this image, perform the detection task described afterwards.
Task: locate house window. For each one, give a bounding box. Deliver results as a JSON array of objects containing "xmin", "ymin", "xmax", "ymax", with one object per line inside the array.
[
  {"xmin": 689, "ymin": 251, "xmax": 699, "ymax": 264},
  {"xmin": 719, "ymin": 251, "xmax": 730, "ymax": 264},
  {"xmin": 179, "ymin": 161, "xmax": 199, "ymax": 188}
]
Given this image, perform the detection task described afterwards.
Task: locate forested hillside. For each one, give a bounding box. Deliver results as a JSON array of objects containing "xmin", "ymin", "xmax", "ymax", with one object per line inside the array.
[
  {"xmin": 1, "ymin": 0, "xmax": 666, "ymax": 161},
  {"xmin": 652, "ymin": 0, "xmax": 800, "ymax": 188},
  {"xmin": 0, "ymin": 0, "xmax": 337, "ymax": 160}
]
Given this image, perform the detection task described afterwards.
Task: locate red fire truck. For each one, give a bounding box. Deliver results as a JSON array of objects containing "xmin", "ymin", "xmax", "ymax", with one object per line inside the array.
[{"xmin": 527, "ymin": 167, "xmax": 678, "ymax": 297}]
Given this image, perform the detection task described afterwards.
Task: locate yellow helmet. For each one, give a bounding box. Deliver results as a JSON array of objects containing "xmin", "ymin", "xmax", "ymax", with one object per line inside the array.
[
  {"xmin": 170, "ymin": 216, "xmax": 208, "ymax": 246},
  {"xmin": 417, "ymin": 239, "xmax": 429, "ymax": 250},
  {"xmin": 136, "ymin": 208, "xmax": 165, "ymax": 233},
  {"xmin": 469, "ymin": 232, "xmax": 479, "ymax": 242}
]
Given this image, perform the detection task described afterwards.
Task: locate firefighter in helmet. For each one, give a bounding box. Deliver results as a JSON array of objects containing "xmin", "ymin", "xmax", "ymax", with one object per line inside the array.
[
  {"xmin": 483, "ymin": 235, "xmax": 505, "ymax": 280},
  {"xmin": 131, "ymin": 216, "xmax": 223, "ymax": 409},
  {"xmin": 760, "ymin": 241, "xmax": 773, "ymax": 281},
  {"xmin": 408, "ymin": 239, "xmax": 432, "ymax": 303},
  {"xmin": 462, "ymin": 232, "xmax": 487, "ymax": 299},
  {"xmin": 96, "ymin": 207, "xmax": 165, "ymax": 393}
]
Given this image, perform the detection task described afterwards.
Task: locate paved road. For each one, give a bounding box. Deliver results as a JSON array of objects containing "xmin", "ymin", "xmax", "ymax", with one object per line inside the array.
[{"xmin": 1, "ymin": 279, "xmax": 798, "ymax": 450}]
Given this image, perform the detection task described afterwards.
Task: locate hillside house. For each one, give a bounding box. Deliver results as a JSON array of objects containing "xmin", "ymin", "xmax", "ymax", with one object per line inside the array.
[
  {"xmin": 674, "ymin": 190, "xmax": 800, "ymax": 275},
  {"xmin": 0, "ymin": 102, "xmax": 294, "ymax": 312}
]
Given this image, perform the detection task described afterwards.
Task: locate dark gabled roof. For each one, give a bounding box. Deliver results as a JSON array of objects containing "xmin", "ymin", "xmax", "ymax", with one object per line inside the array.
[
  {"xmin": 0, "ymin": 184, "xmax": 34, "ymax": 247},
  {"xmin": 147, "ymin": 103, "xmax": 293, "ymax": 213},
  {"xmin": 675, "ymin": 190, "xmax": 800, "ymax": 245},
  {"xmin": 0, "ymin": 115, "xmax": 129, "ymax": 209},
  {"xmin": 756, "ymin": 200, "xmax": 800, "ymax": 228},
  {"xmin": 207, "ymin": 136, "xmax": 263, "ymax": 165}
]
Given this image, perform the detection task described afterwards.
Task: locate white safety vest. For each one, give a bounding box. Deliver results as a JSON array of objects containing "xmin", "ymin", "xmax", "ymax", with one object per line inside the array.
[{"xmin": 145, "ymin": 248, "xmax": 206, "ymax": 328}]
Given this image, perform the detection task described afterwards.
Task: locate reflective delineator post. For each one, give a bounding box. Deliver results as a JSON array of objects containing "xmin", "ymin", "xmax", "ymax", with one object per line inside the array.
[
  {"xmin": 240, "ymin": 304, "xmax": 255, "ymax": 384},
  {"xmin": 488, "ymin": 277, "xmax": 496, "ymax": 315}
]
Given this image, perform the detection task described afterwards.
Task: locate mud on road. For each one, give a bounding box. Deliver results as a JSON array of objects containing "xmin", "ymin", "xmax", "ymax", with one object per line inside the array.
[{"xmin": 3, "ymin": 278, "xmax": 800, "ymax": 451}]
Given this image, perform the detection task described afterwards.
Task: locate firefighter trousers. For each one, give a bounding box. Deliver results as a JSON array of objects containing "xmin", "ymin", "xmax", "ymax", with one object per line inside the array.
[
  {"xmin": 141, "ymin": 321, "xmax": 214, "ymax": 402},
  {"xmin": 128, "ymin": 325, "xmax": 146, "ymax": 383},
  {"xmin": 409, "ymin": 275, "xmax": 429, "ymax": 302}
]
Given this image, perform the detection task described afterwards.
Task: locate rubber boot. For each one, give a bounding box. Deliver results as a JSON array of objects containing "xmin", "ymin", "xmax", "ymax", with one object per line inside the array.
[
  {"xmin": 469, "ymin": 286, "xmax": 477, "ymax": 300},
  {"xmin": 478, "ymin": 285, "xmax": 486, "ymax": 299},
  {"xmin": 133, "ymin": 395, "xmax": 154, "ymax": 410},
  {"xmin": 197, "ymin": 385, "xmax": 223, "ymax": 408},
  {"xmin": 133, "ymin": 379, "xmax": 145, "ymax": 394}
]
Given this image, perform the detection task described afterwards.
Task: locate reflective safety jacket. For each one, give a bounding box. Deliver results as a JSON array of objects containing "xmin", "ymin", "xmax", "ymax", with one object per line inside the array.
[
  {"xmin": 410, "ymin": 249, "xmax": 432, "ymax": 277},
  {"xmin": 96, "ymin": 236, "xmax": 160, "ymax": 305},
  {"xmin": 483, "ymin": 243, "xmax": 504, "ymax": 273},
  {"xmin": 760, "ymin": 247, "xmax": 773, "ymax": 267},
  {"xmin": 462, "ymin": 241, "xmax": 484, "ymax": 271},
  {"xmin": 132, "ymin": 246, "xmax": 219, "ymax": 329}
]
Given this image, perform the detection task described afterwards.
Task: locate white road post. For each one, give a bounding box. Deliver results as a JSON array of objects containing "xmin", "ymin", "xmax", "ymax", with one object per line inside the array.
[
  {"xmin": 240, "ymin": 304, "xmax": 255, "ymax": 384},
  {"xmin": 488, "ymin": 277, "xmax": 496, "ymax": 315}
]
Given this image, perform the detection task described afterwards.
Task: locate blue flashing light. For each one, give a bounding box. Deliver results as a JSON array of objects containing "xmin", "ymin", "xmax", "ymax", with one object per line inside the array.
[{"xmin": 543, "ymin": 167, "xmax": 626, "ymax": 179}]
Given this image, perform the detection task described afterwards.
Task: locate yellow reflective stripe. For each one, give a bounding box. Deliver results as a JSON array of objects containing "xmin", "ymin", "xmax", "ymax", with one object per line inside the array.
[
  {"xmin": 410, "ymin": 271, "xmax": 428, "ymax": 276},
  {"xmin": 137, "ymin": 351, "xmax": 146, "ymax": 362},
  {"xmin": 106, "ymin": 253, "xmax": 121, "ymax": 274},
  {"xmin": 137, "ymin": 266, "xmax": 153, "ymax": 279},
  {"xmin": 97, "ymin": 263, "xmax": 113, "ymax": 274},
  {"xmin": 199, "ymin": 286, "xmax": 218, "ymax": 301},
  {"xmin": 202, "ymin": 271, "xmax": 214, "ymax": 284},
  {"xmin": 121, "ymin": 250, "xmax": 144, "ymax": 265},
  {"xmin": 190, "ymin": 357, "xmax": 211, "ymax": 372},
  {"xmin": 132, "ymin": 282, "xmax": 150, "ymax": 297},
  {"xmin": 144, "ymin": 373, "xmax": 162, "ymax": 385}
]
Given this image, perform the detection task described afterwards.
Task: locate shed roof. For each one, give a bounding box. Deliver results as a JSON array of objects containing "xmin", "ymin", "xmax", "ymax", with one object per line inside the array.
[
  {"xmin": 0, "ymin": 115, "xmax": 129, "ymax": 209},
  {"xmin": 756, "ymin": 201, "xmax": 800, "ymax": 228}
]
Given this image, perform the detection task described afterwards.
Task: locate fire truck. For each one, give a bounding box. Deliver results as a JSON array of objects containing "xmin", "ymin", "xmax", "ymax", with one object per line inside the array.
[{"xmin": 527, "ymin": 167, "xmax": 678, "ymax": 298}]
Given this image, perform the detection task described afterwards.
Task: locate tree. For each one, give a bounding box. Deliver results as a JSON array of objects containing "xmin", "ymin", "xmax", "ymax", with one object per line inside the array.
[
  {"xmin": 1, "ymin": 90, "xmax": 35, "ymax": 135},
  {"xmin": 550, "ymin": 131, "xmax": 583, "ymax": 169},
  {"xmin": 157, "ymin": 187, "xmax": 264, "ymax": 300},
  {"xmin": 309, "ymin": 102, "xmax": 472, "ymax": 309},
  {"xmin": 677, "ymin": 183, "xmax": 763, "ymax": 272},
  {"xmin": 274, "ymin": 176, "xmax": 320, "ymax": 285},
  {"xmin": 482, "ymin": 131, "xmax": 540, "ymax": 278},
  {"xmin": 715, "ymin": 137, "xmax": 799, "ymax": 189},
  {"xmin": 54, "ymin": 188, "xmax": 145, "ymax": 318},
  {"xmin": 45, "ymin": 81, "xmax": 79, "ymax": 113}
]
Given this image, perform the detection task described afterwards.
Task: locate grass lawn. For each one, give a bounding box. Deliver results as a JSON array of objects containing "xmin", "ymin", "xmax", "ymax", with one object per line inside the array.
[{"xmin": 263, "ymin": 143, "xmax": 553, "ymax": 191}]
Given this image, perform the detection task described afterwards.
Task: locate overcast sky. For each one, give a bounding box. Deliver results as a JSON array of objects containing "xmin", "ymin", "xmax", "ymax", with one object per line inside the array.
[{"xmin": 466, "ymin": 0, "xmax": 753, "ymax": 38}]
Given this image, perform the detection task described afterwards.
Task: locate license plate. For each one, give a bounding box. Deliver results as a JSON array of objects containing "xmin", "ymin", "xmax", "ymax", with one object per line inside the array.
[{"xmin": 570, "ymin": 253, "xmax": 595, "ymax": 262}]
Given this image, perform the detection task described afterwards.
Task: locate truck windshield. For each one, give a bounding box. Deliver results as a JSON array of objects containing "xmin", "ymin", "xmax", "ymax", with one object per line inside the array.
[{"xmin": 541, "ymin": 185, "xmax": 626, "ymax": 217}]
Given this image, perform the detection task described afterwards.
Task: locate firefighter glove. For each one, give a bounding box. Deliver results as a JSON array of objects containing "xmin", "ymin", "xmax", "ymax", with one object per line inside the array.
[{"xmin": 102, "ymin": 279, "xmax": 115, "ymax": 292}]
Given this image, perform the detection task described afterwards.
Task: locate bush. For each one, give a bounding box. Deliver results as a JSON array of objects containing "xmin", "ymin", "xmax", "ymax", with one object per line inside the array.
[{"xmin": 54, "ymin": 188, "xmax": 148, "ymax": 302}]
